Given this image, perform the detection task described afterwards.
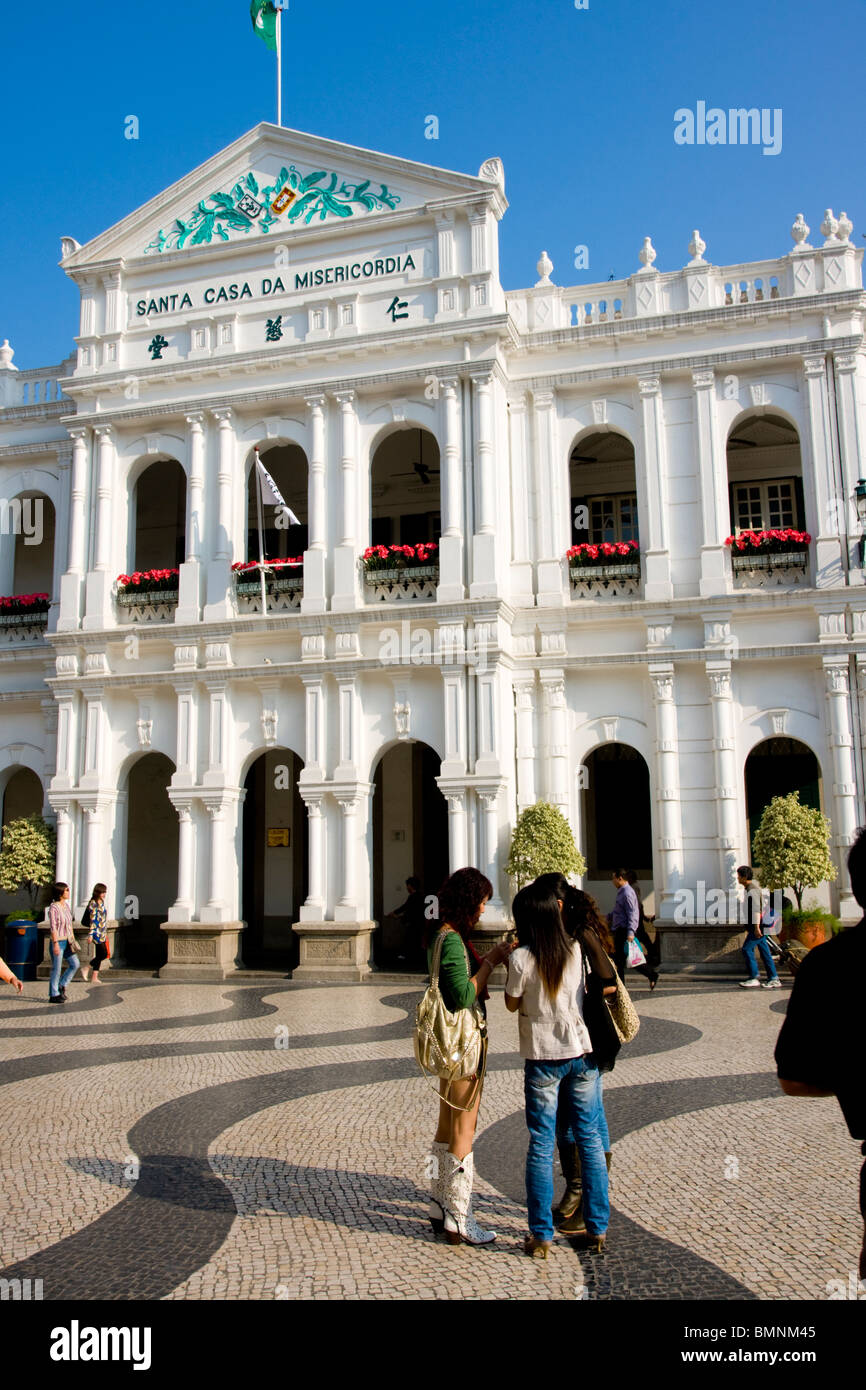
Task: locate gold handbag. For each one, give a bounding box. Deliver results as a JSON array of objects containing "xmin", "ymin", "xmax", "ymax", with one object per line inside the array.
[
  {"xmin": 606, "ymin": 965, "xmax": 641, "ymax": 1043},
  {"xmin": 413, "ymin": 929, "xmax": 488, "ymax": 1112}
]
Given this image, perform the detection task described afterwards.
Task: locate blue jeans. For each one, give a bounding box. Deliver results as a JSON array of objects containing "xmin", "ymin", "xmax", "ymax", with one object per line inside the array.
[
  {"xmin": 557, "ymin": 1084, "xmax": 611, "ymax": 1152},
  {"xmin": 50, "ymin": 942, "xmax": 80, "ymax": 996},
  {"xmin": 524, "ymin": 1055, "xmax": 610, "ymax": 1240},
  {"xmin": 742, "ymin": 934, "xmax": 778, "ymax": 981}
]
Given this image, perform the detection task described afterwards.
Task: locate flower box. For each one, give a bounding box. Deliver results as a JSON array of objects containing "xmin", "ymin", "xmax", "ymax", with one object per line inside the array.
[
  {"xmin": 235, "ymin": 574, "xmax": 303, "ymax": 596},
  {"xmin": 731, "ymin": 550, "xmax": 808, "ymax": 572},
  {"xmin": 362, "ymin": 542, "xmax": 439, "ymax": 574},
  {"xmin": 116, "ymin": 568, "xmax": 180, "ymax": 599},
  {"xmin": 0, "ymin": 593, "xmax": 50, "ymax": 619},
  {"xmin": 0, "ymin": 609, "xmax": 49, "ymax": 627},
  {"xmin": 364, "ymin": 564, "xmax": 439, "ymax": 584},
  {"xmin": 724, "ymin": 529, "xmax": 811, "ymax": 557},
  {"xmin": 116, "ymin": 589, "xmax": 179, "ymax": 607},
  {"xmin": 569, "ymin": 562, "xmax": 641, "ymax": 580}
]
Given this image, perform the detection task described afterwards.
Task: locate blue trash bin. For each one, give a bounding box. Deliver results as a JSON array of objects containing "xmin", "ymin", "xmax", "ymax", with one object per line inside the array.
[{"xmin": 4, "ymin": 917, "xmax": 40, "ymax": 982}]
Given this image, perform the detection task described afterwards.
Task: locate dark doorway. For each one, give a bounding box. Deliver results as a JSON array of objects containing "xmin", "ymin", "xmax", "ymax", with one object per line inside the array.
[
  {"xmin": 373, "ymin": 741, "xmax": 448, "ymax": 969},
  {"xmin": 241, "ymin": 749, "xmax": 307, "ymax": 970},
  {"xmin": 582, "ymin": 743, "xmax": 653, "ymax": 878},
  {"xmin": 122, "ymin": 752, "xmax": 177, "ymax": 969},
  {"xmin": 744, "ymin": 738, "xmax": 821, "ymax": 859}
]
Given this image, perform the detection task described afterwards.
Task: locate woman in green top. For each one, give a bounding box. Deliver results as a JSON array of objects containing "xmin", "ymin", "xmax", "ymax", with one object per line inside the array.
[{"xmin": 426, "ymin": 867, "xmax": 514, "ymax": 1246}]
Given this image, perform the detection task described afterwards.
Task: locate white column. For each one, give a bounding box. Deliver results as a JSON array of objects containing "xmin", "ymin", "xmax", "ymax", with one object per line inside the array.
[
  {"xmin": 445, "ymin": 792, "xmax": 469, "ymax": 871},
  {"xmin": 824, "ymin": 659, "xmax": 859, "ymax": 917},
  {"xmin": 299, "ymin": 794, "xmax": 326, "ymax": 919},
  {"xmin": 83, "ymin": 425, "xmax": 116, "ymax": 629},
  {"xmin": 478, "ymin": 788, "xmax": 506, "ymax": 917},
  {"xmin": 202, "ymin": 681, "xmax": 231, "ymax": 787},
  {"xmin": 302, "ymin": 393, "xmax": 327, "ymax": 613},
  {"xmin": 831, "ymin": 352, "xmax": 864, "ymax": 576},
  {"xmin": 438, "ymin": 625, "xmax": 467, "ymax": 778},
  {"xmin": 707, "ymin": 664, "xmax": 740, "ymax": 897},
  {"xmin": 541, "ymin": 672, "xmax": 569, "ymax": 812},
  {"xmin": 802, "ymin": 355, "xmax": 842, "ymax": 585},
  {"xmin": 204, "ymin": 408, "xmax": 235, "ymax": 619},
  {"xmin": 533, "ymin": 387, "xmax": 565, "ymax": 604},
  {"xmin": 334, "ymin": 676, "xmax": 358, "ymax": 780},
  {"xmin": 202, "ymin": 801, "xmax": 225, "ymax": 920},
  {"xmin": 333, "ymin": 390, "xmax": 359, "ymax": 608},
  {"xmin": 649, "ymin": 663, "xmax": 684, "ymax": 917},
  {"xmin": 167, "ymin": 802, "xmax": 195, "ymax": 922},
  {"xmin": 59, "ymin": 429, "xmax": 89, "ymax": 631},
  {"xmin": 335, "ymin": 796, "xmax": 360, "ymax": 921},
  {"xmin": 301, "ymin": 677, "xmax": 326, "ymax": 780},
  {"xmin": 514, "ymin": 676, "xmax": 537, "ymax": 813},
  {"xmin": 470, "ymin": 372, "xmax": 498, "ymax": 598},
  {"xmin": 80, "ymin": 692, "xmax": 104, "ymax": 789},
  {"xmin": 637, "ymin": 377, "xmax": 673, "ymax": 601},
  {"xmin": 693, "ymin": 370, "xmax": 730, "ymax": 597},
  {"xmin": 81, "ymin": 801, "xmax": 110, "ymax": 914},
  {"xmin": 53, "ymin": 805, "xmax": 75, "ymax": 887},
  {"xmin": 173, "ymin": 680, "xmax": 198, "ymax": 788},
  {"xmin": 177, "ymin": 412, "xmax": 205, "ymax": 623},
  {"xmin": 508, "ymin": 392, "xmax": 534, "ymax": 603},
  {"xmin": 437, "ymin": 375, "xmax": 465, "ymax": 602}
]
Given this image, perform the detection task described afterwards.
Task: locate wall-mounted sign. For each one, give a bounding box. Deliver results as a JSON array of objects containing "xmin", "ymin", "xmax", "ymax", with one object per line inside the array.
[
  {"xmin": 268, "ymin": 827, "xmax": 290, "ymax": 847},
  {"xmin": 133, "ymin": 254, "xmax": 418, "ymax": 318}
]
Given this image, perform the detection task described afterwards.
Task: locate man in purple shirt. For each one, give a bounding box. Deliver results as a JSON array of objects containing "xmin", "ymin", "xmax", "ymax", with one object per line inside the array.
[{"xmin": 609, "ymin": 868, "xmax": 659, "ymax": 990}]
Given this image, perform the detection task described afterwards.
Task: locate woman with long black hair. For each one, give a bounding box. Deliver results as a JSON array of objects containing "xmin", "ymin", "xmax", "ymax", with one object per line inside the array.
[
  {"xmin": 506, "ymin": 880, "xmax": 610, "ymax": 1257},
  {"xmin": 546, "ymin": 879, "xmax": 618, "ymax": 1234},
  {"xmin": 426, "ymin": 867, "xmax": 513, "ymax": 1246}
]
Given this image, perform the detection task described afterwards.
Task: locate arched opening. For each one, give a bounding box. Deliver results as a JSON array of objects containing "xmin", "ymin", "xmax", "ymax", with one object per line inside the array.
[
  {"xmin": 1, "ymin": 766, "xmax": 43, "ymax": 828},
  {"xmin": 241, "ymin": 748, "xmax": 308, "ymax": 969},
  {"xmin": 744, "ymin": 737, "xmax": 821, "ymax": 860},
  {"xmin": 122, "ymin": 752, "xmax": 178, "ymax": 968},
  {"xmin": 569, "ymin": 431, "xmax": 638, "ymax": 547},
  {"xmin": 11, "ymin": 493, "xmax": 55, "ymax": 596},
  {"xmin": 372, "ymin": 741, "xmax": 448, "ymax": 969},
  {"xmin": 581, "ymin": 743, "xmax": 653, "ymax": 905},
  {"xmin": 0, "ymin": 767, "xmax": 45, "ymax": 918},
  {"xmin": 370, "ymin": 427, "xmax": 441, "ymax": 548},
  {"xmin": 133, "ymin": 459, "xmax": 186, "ymax": 572},
  {"xmin": 726, "ymin": 414, "xmax": 805, "ymax": 536},
  {"xmin": 246, "ymin": 443, "xmax": 308, "ymax": 561}
]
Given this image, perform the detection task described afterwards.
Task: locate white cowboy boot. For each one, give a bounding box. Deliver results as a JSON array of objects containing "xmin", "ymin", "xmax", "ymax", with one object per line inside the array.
[
  {"xmin": 428, "ymin": 1139, "xmax": 448, "ymax": 1233},
  {"xmin": 441, "ymin": 1151, "xmax": 496, "ymax": 1246}
]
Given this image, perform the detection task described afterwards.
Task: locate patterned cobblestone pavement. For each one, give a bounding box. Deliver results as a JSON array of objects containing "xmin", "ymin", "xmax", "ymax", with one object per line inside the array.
[{"xmin": 0, "ymin": 976, "xmax": 859, "ymax": 1301}]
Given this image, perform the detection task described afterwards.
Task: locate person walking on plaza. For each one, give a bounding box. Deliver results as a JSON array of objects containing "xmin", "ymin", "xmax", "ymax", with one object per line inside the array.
[
  {"xmin": 628, "ymin": 868, "xmax": 661, "ymax": 979},
  {"xmin": 80, "ymin": 883, "xmax": 109, "ymax": 984},
  {"xmin": 506, "ymin": 880, "xmax": 610, "ymax": 1258},
  {"xmin": 775, "ymin": 829, "xmax": 866, "ymax": 1280},
  {"xmin": 48, "ymin": 882, "xmax": 80, "ymax": 1004},
  {"xmin": 737, "ymin": 865, "xmax": 781, "ymax": 989},
  {"xmin": 610, "ymin": 867, "xmax": 659, "ymax": 991},
  {"xmin": 0, "ymin": 956, "xmax": 23, "ymax": 993},
  {"xmin": 426, "ymin": 867, "xmax": 514, "ymax": 1246}
]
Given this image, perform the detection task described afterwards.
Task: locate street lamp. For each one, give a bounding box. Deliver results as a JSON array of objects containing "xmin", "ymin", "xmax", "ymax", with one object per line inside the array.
[{"xmin": 856, "ymin": 480, "xmax": 866, "ymax": 565}]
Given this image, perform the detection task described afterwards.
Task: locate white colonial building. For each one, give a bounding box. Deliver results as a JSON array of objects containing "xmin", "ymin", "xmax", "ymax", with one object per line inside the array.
[{"xmin": 1, "ymin": 123, "xmax": 865, "ymax": 977}]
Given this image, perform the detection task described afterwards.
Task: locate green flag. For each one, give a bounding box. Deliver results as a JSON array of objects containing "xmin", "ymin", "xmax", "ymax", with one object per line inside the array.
[{"xmin": 250, "ymin": 0, "xmax": 277, "ymax": 51}]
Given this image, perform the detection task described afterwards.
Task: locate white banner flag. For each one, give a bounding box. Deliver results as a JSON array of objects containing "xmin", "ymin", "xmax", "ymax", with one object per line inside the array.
[{"xmin": 255, "ymin": 454, "xmax": 300, "ymax": 525}]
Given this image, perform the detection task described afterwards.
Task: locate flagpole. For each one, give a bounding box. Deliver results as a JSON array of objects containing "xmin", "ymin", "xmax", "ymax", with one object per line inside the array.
[
  {"xmin": 254, "ymin": 449, "xmax": 268, "ymax": 616},
  {"xmin": 276, "ymin": 5, "xmax": 282, "ymax": 126}
]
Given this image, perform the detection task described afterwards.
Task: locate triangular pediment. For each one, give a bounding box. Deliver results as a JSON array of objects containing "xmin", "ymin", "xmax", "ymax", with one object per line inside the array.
[{"xmin": 61, "ymin": 123, "xmax": 505, "ymax": 271}]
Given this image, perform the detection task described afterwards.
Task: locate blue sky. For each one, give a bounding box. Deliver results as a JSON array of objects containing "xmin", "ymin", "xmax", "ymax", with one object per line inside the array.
[{"xmin": 2, "ymin": 0, "xmax": 864, "ymax": 367}]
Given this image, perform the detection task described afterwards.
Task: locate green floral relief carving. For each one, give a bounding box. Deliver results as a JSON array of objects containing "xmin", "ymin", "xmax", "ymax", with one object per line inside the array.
[{"xmin": 144, "ymin": 166, "xmax": 400, "ymax": 254}]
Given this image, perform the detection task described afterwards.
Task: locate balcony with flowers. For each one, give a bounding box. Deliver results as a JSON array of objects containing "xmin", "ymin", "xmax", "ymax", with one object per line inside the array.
[
  {"xmin": 725, "ymin": 529, "xmax": 811, "ymax": 589},
  {"xmin": 567, "ymin": 540, "xmax": 641, "ymax": 599},
  {"xmin": 0, "ymin": 592, "xmax": 50, "ymax": 644},
  {"xmin": 362, "ymin": 542, "xmax": 439, "ymax": 603},
  {"xmin": 115, "ymin": 568, "xmax": 179, "ymax": 623},
  {"xmin": 232, "ymin": 557, "xmax": 303, "ymax": 613}
]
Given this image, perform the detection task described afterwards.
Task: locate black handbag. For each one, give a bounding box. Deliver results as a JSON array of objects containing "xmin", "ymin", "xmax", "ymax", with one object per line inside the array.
[{"xmin": 581, "ymin": 955, "xmax": 621, "ymax": 1072}]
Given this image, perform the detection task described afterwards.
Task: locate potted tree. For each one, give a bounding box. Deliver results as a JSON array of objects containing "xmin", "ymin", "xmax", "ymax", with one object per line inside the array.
[
  {"xmin": 752, "ymin": 792, "xmax": 838, "ymax": 950},
  {"xmin": 0, "ymin": 814, "xmax": 57, "ymax": 980},
  {"xmin": 505, "ymin": 802, "xmax": 586, "ymax": 890}
]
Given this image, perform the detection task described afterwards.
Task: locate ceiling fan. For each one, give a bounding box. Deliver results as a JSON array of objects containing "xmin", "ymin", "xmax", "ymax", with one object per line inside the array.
[{"xmin": 392, "ymin": 429, "xmax": 441, "ymax": 486}]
